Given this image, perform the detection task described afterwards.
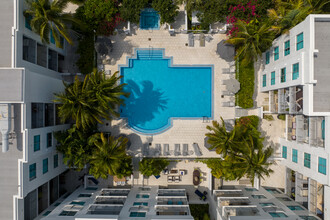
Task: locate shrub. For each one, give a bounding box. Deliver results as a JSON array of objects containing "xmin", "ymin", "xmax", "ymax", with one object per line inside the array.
[
  {"xmin": 120, "ymin": 0, "xmax": 148, "ymax": 24},
  {"xmin": 76, "ymin": 32, "xmax": 95, "ymax": 74},
  {"xmin": 237, "ymin": 115, "xmax": 260, "ymax": 129},
  {"xmin": 236, "ymin": 59, "xmax": 254, "ymax": 108},
  {"xmin": 264, "ymin": 114, "xmax": 274, "ymax": 121},
  {"xmin": 189, "ymin": 204, "xmax": 210, "ymax": 220},
  {"xmin": 277, "ymin": 114, "xmax": 286, "ymax": 121}
]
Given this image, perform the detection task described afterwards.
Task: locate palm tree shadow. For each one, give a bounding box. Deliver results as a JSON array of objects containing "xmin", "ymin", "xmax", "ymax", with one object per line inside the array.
[{"xmin": 122, "ymin": 80, "xmax": 168, "ymax": 126}]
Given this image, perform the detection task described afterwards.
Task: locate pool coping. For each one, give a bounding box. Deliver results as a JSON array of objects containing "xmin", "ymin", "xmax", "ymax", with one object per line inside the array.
[{"xmin": 118, "ymin": 48, "xmax": 214, "ymax": 135}]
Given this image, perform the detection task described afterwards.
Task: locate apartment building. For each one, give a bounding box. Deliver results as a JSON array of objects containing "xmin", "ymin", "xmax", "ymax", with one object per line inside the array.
[
  {"xmin": 43, "ymin": 186, "xmax": 193, "ymax": 219},
  {"xmin": 0, "ymin": 0, "xmax": 73, "ymax": 219},
  {"xmin": 210, "ymin": 185, "xmax": 320, "ymax": 220},
  {"xmin": 260, "ymin": 14, "xmax": 330, "ymax": 219}
]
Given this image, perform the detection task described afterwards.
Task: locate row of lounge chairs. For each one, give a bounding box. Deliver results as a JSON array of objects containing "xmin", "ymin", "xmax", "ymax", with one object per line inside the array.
[{"xmin": 143, "ymin": 143, "xmax": 203, "ymax": 157}]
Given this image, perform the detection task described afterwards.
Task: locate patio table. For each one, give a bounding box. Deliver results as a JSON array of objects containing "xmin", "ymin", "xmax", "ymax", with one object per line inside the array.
[{"xmin": 193, "ymin": 170, "xmax": 200, "ymax": 185}]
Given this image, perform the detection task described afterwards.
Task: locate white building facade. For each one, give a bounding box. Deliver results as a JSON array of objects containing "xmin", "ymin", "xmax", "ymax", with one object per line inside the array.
[
  {"xmin": 0, "ymin": 0, "xmax": 73, "ymax": 219},
  {"xmin": 260, "ymin": 14, "xmax": 330, "ymax": 219}
]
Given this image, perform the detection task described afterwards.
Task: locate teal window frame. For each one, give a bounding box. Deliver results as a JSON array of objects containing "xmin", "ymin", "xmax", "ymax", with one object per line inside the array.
[
  {"xmin": 292, "ymin": 149, "xmax": 298, "ymax": 163},
  {"xmin": 274, "ymin": 47, "xmax": 279, "ymax": 61},
  {"xmin": 318, "ymin": 157, "xmax": 326, "ymax": 175},
  {"xmin": 284, "ymin": 40, "xmax": 290, "ymax": 56},
  {"xmin": 271, "ymin": 71, "xmax": 276, "ymax": 85},
  {"xmin": 287, "ymin": 205, "xmax": 304, "ymax": 210},
  {"xmin": 282, "ymin": 146, "xmax": 287, "ymax": 159},
  {"xmin": 50, "ymin": 29, "xmax": 55, "ymax": 44},
  {"xmin": 262, "ymin": 74, "xmax": 266, "ymax": 87},
  {"xmin": 292, "ymin": 63, "xmax": 299, "ymax": 80},
  {"xmin": 29, "ymin": 163, "xmax": 36, "ymax": 181},
  {"xmin": 54, "ymin": 154, "xmax": 58, "ymax": 168},
  {"xmin": 281, "ymin": 68, "xmax": 286, "ymax": 83},
  {"xmin": 129, "ymin": 212, "xmax": 146, "ymax": 217},
  {"xmin": 304, "ymin": 153, "xmax": 311, "ymax": 168},
  {"xmin": 47, "ymin": 132, "xmax": 52, "ymax": 148},
  {"xmin": 25, "ymin": 15, "xmax": 32, "ymax": 30},
  {"xmin": 34, "ymin": 135, "xmax": 40, "ymax": 152},
  {"xmin": 297, "ymin": 33, "xmax": 304, "ymax": 50},
  {"xmin": 266, "ymin": 51, "xmax": 270, "ymax": 64},
  {"xmin": 43, "ymin": 158, "xmax": 48, "ymax": 174},
  {"xmin": 269, "ymin": 212, "xmax": 288, "ymax": 218}
]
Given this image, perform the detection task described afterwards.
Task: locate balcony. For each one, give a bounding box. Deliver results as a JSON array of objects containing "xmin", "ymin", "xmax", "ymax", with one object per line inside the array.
[
  {"xmin": 156, "ymin": 206, "xmax": 190, "ymax": 216},
  {"xmin": 296, "ymin": 115, "xmax": 309, "ymax": 144},
  {"xmin": 99, "ymin": 189, "xmax": 130, "ymax": 197},
  {"xmin": 309, "ymin": 117, "xmax": 325, "ymax": 147},
  {"xmin": 157, "ymin": 198, "xmax": 188, "ymax": 205},
  {"xmin": 223, "ymin": 206, "xmax": 259, "ymax": 220},
  {"xmin": 278, "ymin": 89, "xmax": 289, "ymax": 113},
  {"xmin": 287, "ymin": 115, "xmax": 297, "ymax": 141},
  {"xmin": 94, "ymin": 196, "xmax": 126, "ymax": 205},
  {"xmin": 269, "ymin": 90, "xmax": 278, "ymax": 113},
  {"xmin": 158, "ymin": 189, "xmax": 186, "ymax": 197},
  {"xmin": 87, "ymin": 205, "xmax": 123, "ymax": 215},
  {"xmin": 218, "ymin": 197, "xmax": 251, "ymax": 207}
]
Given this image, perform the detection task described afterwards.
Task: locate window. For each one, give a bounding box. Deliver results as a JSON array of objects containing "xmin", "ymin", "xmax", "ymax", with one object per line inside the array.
[
  {"xmin": 29, "ymin": 163, "xmax": 36, "ymax": 181},
  {"xmin": 304, "ymin": 153, "xmax": 311, "ymax": 168},
  {"xmin": 266, "ymin": 188, "xmax": 281, "ymax": 194},
  {"xmin": 299, "ymin": 216, "xmax": 319, "ymax": 220},
  {"xmin": 48, "ymin": 49, "xmax": 58, "ymax": 71},
  {"xmin": 133, "ymin": 202, "xmax": 148, "ymax": 206},
  {"xmin": 318, "ymin": 157, "xmax": 327, "ymax": 175},
  {"xmin": 297, "ymin": 33, "xmax": 304, "ymax": 50},
  {"xmin": 47, "ymin": 133, "xmax": 52, "ymax": 148},
  {"xmin": 245, "ymin": 188, "xmax": 258, "ymax": 191},
  {"xmin": 34, "ymin": 135, "xmax": 40, "ymax": 151},
  {"xmin": 271, "ymin": 71, "xmax": 275, "ymax": 85},
  {"xmin": 54, "ymin": 154, "xmax": 58, "ymax": 168},
  {"xmin": 50, "ymin": 29, "xmax": 55, "ymax": 44},
  {"xmin": 31, "ymin": 103, "xmax": 44, "ymax": 128},
  {"xmin": 37, "ymin": 43, "xmax": 47, "ymax": 68},
  {"xmin": 292, "ymin": 149, "xmax": 298, "ymax": 163},
  {"xmin": 43, "ymin": 158, "xmax": 48, "ymax": 174},
  {"xmin": 78, "ymin": 193, "xmax": 92, "ymax": 197},
  {"xmin": 266, "ymin": 51, "xmax": 270, "ymax": 64},
  {"xmin": 284, "ymin": 40, "xmax": 290, "ymax": 56},
  {"xmin": 59, "ymin": 211, "xmax": 77, "ymax": 216},
  {"xmin": 287, "ymin": 205, "xmax": 304, "ymax": 210},
  {"xmin": 252, "ymin": 195, "xmax": 266, "ymax": 199},
  {"xmin": 45, "ymin": 103, "xmax": 54, "ymax": 126},
  {"xmin": 136, "ymin": 194, "xmax": 149, "ymax": 198},
  {"xmin": 292, "ymin": 63, "xmax": 299, "ymax": 80},
  {"xmin": 260, "ymin": 202, "xmax": 275, "ymax": 207},
  {"xmin": 70, "ymin": 201, "xmax": 85, "ymax": 205},
  {"xmin": 263, "ymin": 74, "xmax": 267, "ymax": 87},
  {"xmin": 25, "ymin": 15, "xmax": 32, "ymax": 30},
  {"xmin": 282, "ymin": 146, "xmax": 287, "ymax": 159},
  {"xmin": 269, "ymin": 212, "xmax": 288, "ymax": 218},
  {"xmin": 274, "ymin": 47, "xmax": 279, "ymax": 61},
  {"xmin": 23, "ymin": 36, "xmax": 36, "ymax": 63},
  {"xmin": 281, "ymin": 68, "xmax": 286, "ymax": 83},
  {"xmin": 129, "ymin": 212, "xmax": 146, "ymax": 217}
]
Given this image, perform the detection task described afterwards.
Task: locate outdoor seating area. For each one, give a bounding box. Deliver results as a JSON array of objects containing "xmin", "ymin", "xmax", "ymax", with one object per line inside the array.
[{"xmin": 164, "ymin": 168, "xmax": 186, "ymax": 183}]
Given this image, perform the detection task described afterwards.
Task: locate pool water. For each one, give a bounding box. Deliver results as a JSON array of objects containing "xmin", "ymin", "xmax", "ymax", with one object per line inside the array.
[
  {"xmin": 140, "ymin": 8, "xmax": 160, "ymax": 30},
  {"xmin": 120, "ymin": 49, "xmax": 213, "ymax": 134}
]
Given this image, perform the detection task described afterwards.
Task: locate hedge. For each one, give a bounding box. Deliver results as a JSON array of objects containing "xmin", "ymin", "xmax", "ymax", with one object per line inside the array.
[
  {"xmin": 237, "ymin": 115, "xmax": 260, "ymax": 129},
  {"xmin": 236, "ymin": 59, "xmax": 254, "ymax": 108}
]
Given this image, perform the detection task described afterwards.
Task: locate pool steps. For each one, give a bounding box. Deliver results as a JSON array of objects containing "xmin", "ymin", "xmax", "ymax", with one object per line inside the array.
[{"xmin": 137, "ymin": 49, "xmax": 163, "ymax": 60}]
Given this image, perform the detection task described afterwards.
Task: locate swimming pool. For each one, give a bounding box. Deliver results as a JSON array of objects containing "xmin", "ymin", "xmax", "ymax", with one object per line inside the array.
[
  {"xmin": 120, "ymin": 49, "xmax": 213, "ymax": 134},
  {"xmin": 140, "ymin": 8, "xmax": 160, "ymax": 30}
]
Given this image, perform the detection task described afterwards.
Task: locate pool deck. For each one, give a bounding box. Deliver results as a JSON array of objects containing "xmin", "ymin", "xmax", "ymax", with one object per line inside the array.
[{"xmin": 99, "ymin": 29, "xmax": 234, "ymax": 159}]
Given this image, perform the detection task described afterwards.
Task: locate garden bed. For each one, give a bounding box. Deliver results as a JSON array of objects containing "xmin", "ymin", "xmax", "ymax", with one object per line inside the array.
[
  {"xmin": 236, "ymin": 59, "xmax": 254, "ymax": 109},
  {"xmin": 189, "ymin": 204, "xmax": 210, "ymax": 220}
]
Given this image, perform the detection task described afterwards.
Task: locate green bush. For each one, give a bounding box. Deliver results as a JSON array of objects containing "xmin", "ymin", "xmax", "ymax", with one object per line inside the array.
[
  {"xmin": 189, "ymin": 204, "xmax": 210, "ymax": 220},
  {"xmin": 236, "ymin": 59, "xmax": 254, "ymax": 108},
  {"xmin": 76, "ymin": 32, "xmax": 95, "ymax": 74},
  {"xmin": 139, "ymin": 158, "xmax": 169, "ymax": 177},
  {"xmin": 152, "ymin": 0, "xmax": 179, "ymax": 24},
  {"xmin": 277, "ymin": 114, "xmax": 286, "ymax": 120},
  {"xmin": 120, "ymin": 0, "xmax": 148, "ymax": 24},
  {"xmin": 264, "ymin": 114, "xmax": 274, "ymax": 121},
  {"xmin": 237, "ymin": 115, "xmax": 260, "ymax": 129}
]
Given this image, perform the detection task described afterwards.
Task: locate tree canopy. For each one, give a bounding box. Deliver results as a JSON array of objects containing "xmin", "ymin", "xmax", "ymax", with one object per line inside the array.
[{"xmin": 139, "ymin": 158, "xmax": 169, "ymax": 177}]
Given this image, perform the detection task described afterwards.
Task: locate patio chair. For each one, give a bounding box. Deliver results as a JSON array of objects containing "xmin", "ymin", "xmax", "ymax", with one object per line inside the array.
[
  {"xmin": 188, "ymin": 33, "xmax": 194, "ymax": 47},
  {"xmin": 200, "ymin": 33, "xmax": 205, "ymax": 47},
  {"xmin": 174, "ymin": 176, "xmax": 181, "ymax": 183},
  {"xmin": 167, "ymin": 176, "xmax": 173, "ymax": 183},
  {"xmin": 222, "ymin": 91, "xmax": 234, "ymax": 96},
  {"xmin": 222, "ymin": 101, "xmax": 235, "ymax": 107},
  {"xmin": 143, "ymin": 144, "xmax": 150, "ymax": 156},
  {"xmin": 174, "ymin": 144, "xmax": 181, "ymax": 156},
  {"xmin": 163, "ymin": 144, "xmax": 170, "ymax": 156},
  {"xmin": 182, "ymin": 144, "xmax": 194, "ymax": 156}
]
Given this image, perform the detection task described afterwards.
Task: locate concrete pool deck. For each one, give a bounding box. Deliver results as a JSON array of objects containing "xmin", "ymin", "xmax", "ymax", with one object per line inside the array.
[{"xmin": 99, "ymin": 29, "xmax": 234, "ymax": 158}]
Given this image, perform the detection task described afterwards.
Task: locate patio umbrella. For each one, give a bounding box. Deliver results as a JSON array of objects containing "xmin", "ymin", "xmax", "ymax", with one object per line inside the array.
[
  {"xmin": 216, "ymin": 40, "xmax": 235, "ymax": 62},
  {"xmin": 95, "ymin": 37, "xmax": 112, "ymax": 56},
  {"xmin": 224, "ymin": 78, "xmax": 240, "ymax": 94}
]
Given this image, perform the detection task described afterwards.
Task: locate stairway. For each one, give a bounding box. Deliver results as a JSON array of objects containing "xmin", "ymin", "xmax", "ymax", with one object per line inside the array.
[{"xmin": 137, "ymin": 49, "xmax": 163, "ymax": 60}]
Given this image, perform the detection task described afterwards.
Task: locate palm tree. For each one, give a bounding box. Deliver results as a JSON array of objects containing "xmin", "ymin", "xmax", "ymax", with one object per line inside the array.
[
  {"xmin": 206, "ymin": 117, "xmax": 246, "ymax": 157},
  {"xmin": 234, "ymin": 136, "xmax": 274, "ymax": 186},
  {"xmin": 88, "ymin": 133, "xmax": 131, "ymax": 179},
  {"xmin": 226, "ymin": 20, "xmax": 275, "ymax": 64},
  {"xmin": 24, "ymin": 0, "xmax": 80, "ymax": 47},
  {"xmin": 139, "ymin": 158, "xmax": 169, "ymax": 177},
  {"xmin": 54, "ymin": 70, "xmax": 129, "ymax": 130}
]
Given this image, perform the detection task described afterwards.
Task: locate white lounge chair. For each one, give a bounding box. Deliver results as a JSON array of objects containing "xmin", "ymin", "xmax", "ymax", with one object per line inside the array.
[
  {"xmin": 174, "ymin": 144, "xmax": 181, "ymax": 156},
  {"xmin": 193, "ymin": 143, "xmax": 202, "ymax": 156},
  {"xmin": 163, "ymin": 144, "xmax": 170, "ymax": 156},
  {"xmin": 222, "ymin": 101, "xmax": 235, "ymax": 107},
  {"xmin": 182, "ymin": 144, "xmax": 193, "ymax": 156},
  {"xmin": 155, "ymin": 144, "xmax": 162, "ymax": 156}
]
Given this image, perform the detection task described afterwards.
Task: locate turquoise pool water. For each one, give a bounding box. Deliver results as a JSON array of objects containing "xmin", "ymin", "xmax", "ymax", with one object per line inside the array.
[
  {"xmin": 120, "ymin": 49, "xmax": 213, "ymax": 134},
  {"xmin": 140, "ymin": 8, "xmax": 160, "ymax": 30}
]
